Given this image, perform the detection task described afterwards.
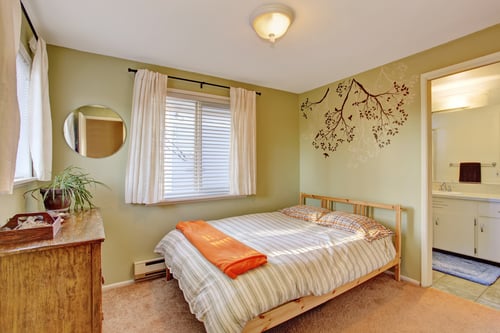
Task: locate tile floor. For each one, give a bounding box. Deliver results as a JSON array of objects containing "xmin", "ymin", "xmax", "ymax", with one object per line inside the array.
[{"xmin": 432, "ymin": 270, "xmax": 500, "ymax": 310}]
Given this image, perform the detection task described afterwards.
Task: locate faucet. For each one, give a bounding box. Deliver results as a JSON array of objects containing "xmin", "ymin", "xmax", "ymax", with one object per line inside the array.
[{"xmin": 439, "ymin": 182, "xmax": 452, "ymax": 192}]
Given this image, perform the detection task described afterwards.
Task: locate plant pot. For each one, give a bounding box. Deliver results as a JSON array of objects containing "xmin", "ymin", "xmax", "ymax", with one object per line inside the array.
[{"xmin": 40, "ymin": 188, "xmax": 72, "ymax": 212}]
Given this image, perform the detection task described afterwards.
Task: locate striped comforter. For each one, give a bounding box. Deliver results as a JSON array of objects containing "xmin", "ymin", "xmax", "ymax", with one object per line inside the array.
[{"xmin": 155, "ymin": 212, "xmax": 396, "ymax": 333}]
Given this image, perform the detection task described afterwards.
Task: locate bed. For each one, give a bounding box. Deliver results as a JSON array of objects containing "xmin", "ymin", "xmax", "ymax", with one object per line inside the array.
[{"xmin": 155, "ymin": 193, "xmax": 402, "ymax": 333}]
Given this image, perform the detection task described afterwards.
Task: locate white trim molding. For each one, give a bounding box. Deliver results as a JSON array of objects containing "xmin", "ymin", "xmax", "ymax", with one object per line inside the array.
[{"xmin": 102, "ymin": 279, "xmax": 134, "ymax": 292}]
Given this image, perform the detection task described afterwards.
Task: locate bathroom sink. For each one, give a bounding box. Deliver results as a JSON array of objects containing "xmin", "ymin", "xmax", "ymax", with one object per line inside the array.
[
  {"xmin": 432, "ymin": 191, "xmax": 500, "ymax": 200},
  {"xmin": 433, "ymin": 190, "xmax": 463, "ymax": 195}
]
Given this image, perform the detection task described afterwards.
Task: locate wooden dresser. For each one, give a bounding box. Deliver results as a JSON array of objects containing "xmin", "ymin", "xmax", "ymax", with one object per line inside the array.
[{"xmin": 0, "ymin": 209, "xmax": 105, "ymax": 333}]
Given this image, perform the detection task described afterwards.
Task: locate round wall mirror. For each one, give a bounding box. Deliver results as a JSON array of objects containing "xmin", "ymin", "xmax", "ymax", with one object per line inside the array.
[{"xmin": 63, "ymin": 105, "xmax": 126, "ymax": 158}]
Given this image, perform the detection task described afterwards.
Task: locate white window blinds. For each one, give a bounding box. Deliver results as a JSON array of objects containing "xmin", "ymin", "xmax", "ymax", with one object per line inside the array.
[{"xmin": 164, "ymin": 91, "xmax": 231, "ymax": 200}]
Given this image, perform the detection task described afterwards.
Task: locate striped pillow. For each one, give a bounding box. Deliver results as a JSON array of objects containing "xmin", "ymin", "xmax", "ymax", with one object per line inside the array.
[
  {"xmin": 279, "ymin": 205, "xmax": 330, "ymax": 222},
  {"xmin": 317, "ymin": 211, "xmax": 393, "ymax": 242}
]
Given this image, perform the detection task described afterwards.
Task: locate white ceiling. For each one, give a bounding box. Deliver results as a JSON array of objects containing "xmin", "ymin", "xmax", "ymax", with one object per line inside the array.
[{"xmin": 22, "ymin": 0, "xmax": 500, "ymax": 94}]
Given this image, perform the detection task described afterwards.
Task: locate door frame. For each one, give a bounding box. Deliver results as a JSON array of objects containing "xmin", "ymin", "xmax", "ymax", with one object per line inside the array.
[{"xmin": 420, "ymin": 51, "xmax": 500, "ymax": 287}]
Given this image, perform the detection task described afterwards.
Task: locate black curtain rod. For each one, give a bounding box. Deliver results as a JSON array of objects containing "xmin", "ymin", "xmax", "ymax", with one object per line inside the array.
[
  {"xmin": 128, "ymin": 68, "xmax": 261, "ymax": 96},
  {"xmin": 20, "ymin": 1, "xmax": 38, "ymax": 41}
]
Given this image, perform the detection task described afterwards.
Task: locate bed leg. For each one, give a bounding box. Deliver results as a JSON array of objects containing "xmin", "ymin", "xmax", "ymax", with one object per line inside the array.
[
  {"xmin": 165, "ymin": 268, "xmax": 172, "ymax": 281},
  {"xmin": 394, "ymin": 264, "xmax": 401, "ymax": 281}
]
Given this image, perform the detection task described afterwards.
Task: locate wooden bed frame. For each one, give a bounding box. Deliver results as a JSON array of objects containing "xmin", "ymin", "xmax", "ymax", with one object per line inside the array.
[{"xmin": 167, "ymin": 193, "xmax": 402, "ymax": 333}]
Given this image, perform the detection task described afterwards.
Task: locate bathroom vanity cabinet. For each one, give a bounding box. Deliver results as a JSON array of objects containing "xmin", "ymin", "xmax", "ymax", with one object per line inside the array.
[
  {"xmin": 477, "ymin": 202, "xmax": 500, "ymax": 262},
  {"xmin": 432, "ymin": 198, "xmax": 476, "ymax": 256},
  {"xmin": 432, "ymin": 195, "xmax": 500, "ymax": 263}
]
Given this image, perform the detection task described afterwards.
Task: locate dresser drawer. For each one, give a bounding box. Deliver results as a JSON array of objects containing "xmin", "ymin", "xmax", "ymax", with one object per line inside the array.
[
  {"xmin": 432, "ymin": 197, "xmax": 476, "ymax": 212},
  {"xmin": 477, "ymin": 202, "xmax": 500, "ymax": 218}
]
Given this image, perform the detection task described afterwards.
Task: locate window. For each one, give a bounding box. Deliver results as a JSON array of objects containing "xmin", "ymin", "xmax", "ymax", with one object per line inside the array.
[
  {"xmin": 14, "ymin": 44, "xmax": 33, "ymax": 181},
  {"xmin": 163, "ymin": 90, "xmax": 231, "ymax": 201}
]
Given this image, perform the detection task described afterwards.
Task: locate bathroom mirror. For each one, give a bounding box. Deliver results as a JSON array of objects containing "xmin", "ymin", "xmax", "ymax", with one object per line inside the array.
[
  {"xmin": 431, "ymin": 61, "xmax": 500, "ymax": 184},
  {"xmin": 63, "ymin": 105, "xmax": 126, "ymax": 158}
]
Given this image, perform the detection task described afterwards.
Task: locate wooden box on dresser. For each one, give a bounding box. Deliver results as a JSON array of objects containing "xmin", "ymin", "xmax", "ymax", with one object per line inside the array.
[{"xmin": 0, "ymin": 209, "xmax": 105, "ymax": 333}]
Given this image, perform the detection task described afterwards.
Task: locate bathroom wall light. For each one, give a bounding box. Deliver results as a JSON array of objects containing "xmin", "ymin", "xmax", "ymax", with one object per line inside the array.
[{"xmin": 250, "ymin": 3, "xmax": 295, "ymax": 43}]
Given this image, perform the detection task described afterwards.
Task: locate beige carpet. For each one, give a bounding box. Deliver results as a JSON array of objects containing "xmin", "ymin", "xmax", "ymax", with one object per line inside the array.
[{"xmin": 102, "ymin": 274, "xmax": 499, "ymax": 333}]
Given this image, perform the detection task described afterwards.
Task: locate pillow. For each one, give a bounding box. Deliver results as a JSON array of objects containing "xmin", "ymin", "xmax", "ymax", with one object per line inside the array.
[
  {"xmin": 317, "ymin": 211, "xmax": 393, "ymax": 242},
  {"xmin": 279, "ymin": 205, "xmax": 330, "ymax": 222}
]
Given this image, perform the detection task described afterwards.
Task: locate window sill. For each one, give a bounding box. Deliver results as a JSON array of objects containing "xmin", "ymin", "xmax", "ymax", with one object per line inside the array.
[
  {"xmin": 14, "ymin": 177, "xmax": 37, "ymax": 188},
  {"xmin": 150, "ymin": 194, "xmax": 249, "ymax": 206}
]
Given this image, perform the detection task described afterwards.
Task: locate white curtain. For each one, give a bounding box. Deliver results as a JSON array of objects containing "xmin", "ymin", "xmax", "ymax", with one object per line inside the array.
[
  {"xmin": 229, "ymin": 87, "xmax": 257, "ymax": 195},
  {"xmin": 125, "ymin": 69, "xmax": 167, "ymax": 204},
  {"xmin": 28, "ymin": 36, "xmax": 52, "ymax": 181},
  {"xmin": 0, "ymin": 0, "xmax": 21, "ymax": 194}
]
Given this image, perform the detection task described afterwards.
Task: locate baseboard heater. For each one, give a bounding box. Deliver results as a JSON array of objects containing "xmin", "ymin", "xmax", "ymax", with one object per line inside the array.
[{"xmin": 133, "ymin": 257, "xmax": 167, "ymax": 281}]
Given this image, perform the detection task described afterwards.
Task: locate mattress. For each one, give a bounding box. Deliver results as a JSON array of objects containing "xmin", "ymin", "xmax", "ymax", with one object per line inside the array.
[{"xmin": 155, "ymin": 211, "xmax": 396, "ymax": 333}]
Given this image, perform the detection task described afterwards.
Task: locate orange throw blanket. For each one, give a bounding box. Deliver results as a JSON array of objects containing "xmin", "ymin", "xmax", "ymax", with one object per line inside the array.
[{"xmin": 176, "ymin": 220, "xmax": 267, "ymax": 279}]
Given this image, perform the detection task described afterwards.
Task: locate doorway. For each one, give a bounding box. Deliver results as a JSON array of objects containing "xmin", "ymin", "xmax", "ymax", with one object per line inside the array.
[{"xmin": 421, "ymin": 51, "xmax": 500, "ymax": 287}]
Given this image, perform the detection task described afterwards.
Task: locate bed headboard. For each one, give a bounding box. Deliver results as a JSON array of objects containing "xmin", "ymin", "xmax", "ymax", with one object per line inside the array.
[{"xmin": 300, "ymin": 192, "xmax": 401, "ymax": 214}]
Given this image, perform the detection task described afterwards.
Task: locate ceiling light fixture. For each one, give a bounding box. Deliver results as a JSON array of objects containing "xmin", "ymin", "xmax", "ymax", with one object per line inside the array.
[{"xmin": 250, "ymin": 3, "xmax": 295, "ymax": 43}]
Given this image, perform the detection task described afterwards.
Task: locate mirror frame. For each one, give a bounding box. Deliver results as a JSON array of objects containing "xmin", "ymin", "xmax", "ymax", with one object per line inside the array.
[{"xmin": 63, "ymin": 104, "xmax": 126, "ymax": 158}]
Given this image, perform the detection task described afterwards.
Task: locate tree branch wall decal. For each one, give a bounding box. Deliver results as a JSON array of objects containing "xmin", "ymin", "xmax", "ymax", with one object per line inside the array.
[
  {"xmin": 301, "ymin": 88, "xmax": 330, "ymax": 119},
  {"xmin": 302, "ymin": 75, "xmax": 411, "ymax": 158}
]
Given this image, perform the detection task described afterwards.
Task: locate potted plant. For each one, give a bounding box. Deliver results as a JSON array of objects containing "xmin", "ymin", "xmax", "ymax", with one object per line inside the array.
[{"xmin": 24, "ymin": 166, "xmax": 107, "ymax": 212}]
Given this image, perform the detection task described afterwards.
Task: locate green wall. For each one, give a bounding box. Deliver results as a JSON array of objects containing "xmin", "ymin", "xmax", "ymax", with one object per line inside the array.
[
  {"xmin": 298, "ymin": 24, "xmax": 500, "ymax": 281},
  {"xmin": 18, "ymin": 46, "xmax": 299, "ymax": 284}
]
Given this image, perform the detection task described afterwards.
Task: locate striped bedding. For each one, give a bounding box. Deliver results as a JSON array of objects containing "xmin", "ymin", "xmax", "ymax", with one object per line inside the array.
[{"xmin": 155, "ymin": 211, "xmax": 396, "ymax": 333}]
